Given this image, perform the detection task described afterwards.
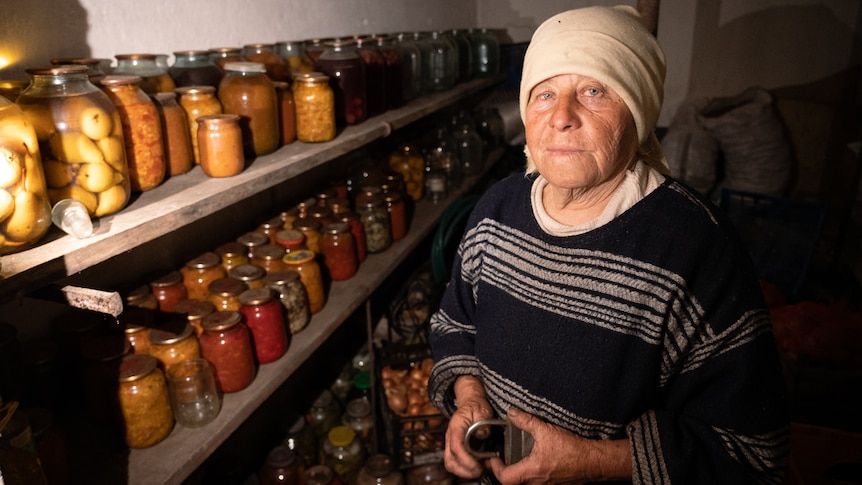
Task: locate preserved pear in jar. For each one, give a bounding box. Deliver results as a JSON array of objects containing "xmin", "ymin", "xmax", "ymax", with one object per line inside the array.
[
  {"xmin": 0, "ymin": 94, "xmax": 52, "ymax": 254},
  {"xmin": 218, "ymin": 62, "xmax": 279, "ymax": 157},
  {"xmin": 292, "ymin": 72, "xmax": 335, "ymax": 143},
  {"xmin": 114, "ymin": 54, "xmax": 176, "ymax": 94},
  {"xmin": 99, "ymin": 75, "xmax": 167, "ymax": 192},
  {"xmin": 17, "ymin": 65, "xmax": 131, "ymax": 218}
]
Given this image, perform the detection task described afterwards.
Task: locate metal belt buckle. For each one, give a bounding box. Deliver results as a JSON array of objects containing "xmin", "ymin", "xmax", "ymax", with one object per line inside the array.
[{"xmin": 463, "ymin": 418, "xmax": 534, "ymax": 465}]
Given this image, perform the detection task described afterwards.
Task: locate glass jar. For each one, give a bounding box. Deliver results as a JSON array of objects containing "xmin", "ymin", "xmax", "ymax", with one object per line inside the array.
[
  {"xmin": 207, "ymin": 276, "xmax": 248, "ymax": 311},
  {"xmin": 166, "ymin": 358, "xmax": 220, "ymax": 428},
  {"xmin": 199, "ymin": 310, "xmax": 256, "ymax": 393},
  {"xmin": 17, "ymin": 65, "xmax": 131, "ymax": 217},
  {"xmin": 99, "ymin": 75, "xmax": 166, "ymax": 192},
  {"xmin": 387, "ymin": 143, "xmax": 424, "ymax": 201},
  {"xmin": 259, "ymin": 445, "xmax": 302, "ymax": 485},
  {"xmin": 354, "ymin": 36, "xmax": 387, "ymax": 118},
  {"xmin": 468, "ymin": 28, "xmax": 500, "ymax": 78},
  {"xmin": 229, "ymin": 263, "xmax": 267, "ymax": 289},
  {"xmin": 357, "ymin": 196, "xmax": 391, "ymax": 254},
  {"xmin": 125, "ymin": 283, "xmax": 160, "ymax": 311},
  {"xmin": 169, "ymin": 50, "xmax": 223, "ymax": 88},
  {"xmin": 252, "ymin": 243, "xmax": 288, "ymax": 274},
  {"xmin": 343, "ymin": 398, "xmax": 375, "ymax": 456},
  {"xmin": 118, "ymin": 354, "xmax": 174, "ymax": 448},
  {"xmin": 215, "ymin": 241, "xmax": 250, "ymax": 271},
  {"xmin": 218, "ymin": 61, "xmax": 279, "ymax": 157},
  {"xmin": 374, "ymin": 36, "xmax": 405, "ymax": 110},
  {"xmin": 273, "ymin": 81, "xmax": 297, "ymax": 146},
  {"xmin": 196, "ymin": 113, "xmax": 245, "ymax": 177},
  {"xmin": 283, "ymin": 413, "xmax": 318, "ymax": 470},
  {"xmin": 276, "ymin": 40, "xmax": 315, "ymax": 73},
  {"xmin": 319, "ymin": 222, "xmax": 357, "ymax": 281},
  {"xmin": 173, "ymin": 298, "xmax": 216, "ymax": 337},
  {"xmin": 315, "ymin": 41, "xmax": 366, "ymax": 126},
  {"xmin": 114, "ymin": 54, "xmax": 176, "ymax": 94},
  {"xmin": 292, "ymin": 72, "xmax": 335, "ymax": 143},
  {"xmin": 238, "ymin": 287, "xmax": 289, "ymax": 364},
  {"xmin": 237, "ymin": 230, "xmax": 271, "ymax": 259},
  {"xmin": 357, "ymin": 454, "xmax": 404, "ymax": 485},
  {"xmin": 292, "ymin": 217, "xmax": 321, "ymax": 254},
  {"xmin": 308, "ymin": 388, "xmax": 342, "ymax": 444},
  {"xmin": 242, "ymin": 43, "xmax": 292, "ymax": 83},
  {"xmin": 152, "ymin": 91, "xmax": 194, "ymax": 177},
  {"xmin": 384, "ymin": 192, "xmax": 407, "ymax": 241},
  {"xmin": 148, "ymin": 323, "xmax": 201, "ymax": 371},
  {"xmin": 335, "ymin": 211, "xmax": 366, "ymax": 263},
  {"xmin": 208, "ymin": 47, "xmax": 243, "ymax": 72},
  {"xmin": 282, "ymin": 249, "xmax": 325, "ymax": 314},
  {"xmin": 175, "ymin": 85, "xmax": 223, "ymax": 166},
  {"xmin": 0, "ymin": 94, "xmax": 52, "ymax": 254},
  {"xmin": 181, "ymin": 251, "xmax": 227, "ymax": 300},
  {"xmin": 275, "ymin": 228, "xmax": 306, "ymax": 253},
  {"xmin": 322, "ymin": 425, "xmax": 366, "ymax": 485},
  {"xmin": 149, "ymin": 270, "xmax": 189, "ymax": 312},
  {"xmin": 264, "ymin": 269, "xmax": 310, "ymax": 334},
  {"xmin": 394, "ymin": 33, "xmax": 423, "ymax": 102}
]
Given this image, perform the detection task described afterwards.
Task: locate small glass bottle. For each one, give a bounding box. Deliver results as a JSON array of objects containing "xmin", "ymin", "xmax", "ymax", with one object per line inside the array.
[
  {"xmin": 259, "ymin": 445, "xmax": 302, "ymax": 485},
  {"xmin": 357, "ymin": 196, "xmax": 391, "ymax": 254},
  {"xmin": 114, "ymin": 53, "xmax": 176, "ymax": 94},
  {"xmin": 292, "ymin": 72, "xmax": 336, "ymax": 143},
  {"xmin": 173, "ymin": 298, "xmax": 216, "ymax": 337},
  {"xmin": 315, "ymin": 40, "xmax": 367, "ymax": 126},
  {"xmin": 199, "ymin": 310, "xmax": 256, "ymax": 393},
  {"xmin": 273, "ymin": 81, "xmax": 297, "ymax": 146},
  {"xmin": 152, "ymin": 91, "xmax": 194, "ymax": 177},
  {"xmin": 175, "ymin": 85, "xmax": 223, "ymax": 166},
  {"xmin": 149, "ymin": 270, "xmax": 189, "ymax": 312},
  {"xmin": 238, "ymin": 287, "xmax": 289, "ymax": 364},
  {"xmin": 169, "ymin": 50, "xmax": 223, "ymax": 88},
  {"xmin": 264, "ymin": 270, "xmax": 310, "ymax": 334},
  {"xmin": 148, "ymin": 323, "xmax": 201, "ymax": 371},
  {"xmin": 282, "ymin": 249, "xmax": 325, "ymax": 314},
  {"xmin": 118, "ymin": 354, "xmax": 174, "ymax": 448},
  {"xmin": 197, "ymin": 113, "xmax": 245, "ymax": 177},
  {"xmin": 293, "ymin": 217, "xmax": 322, "ymax": 254},
  {"xmin": 215, "ymin": 241, "xmax": 250, "ymax": 272},
  {"xmin": 251, "ymin": 244, "xmax": 288, "ymax": 274},
  {"xmin": 166, "ymin": 358, "xmax": 220, "ymax": 428},
  {"xmin": 181, "ymin": 251, "xmax": 227, "ymax": 300},
  {"xmin": 322, "ymin": 425, "xmax": 366, "ymax": 485},
  {"xmin": 218, "ymin": 61, "xmax": 279, "ymax": 157},
  {"xmin": 319, "ymin": 222, "xmax": 357, "ymax": 281},
  {"xmin": 207, "ymin": 276, "xmax": 249, "ymax": 311},
  {"xmin": 357, "ymin": 454, "xmax": 404, "ymax": 485},
  {"xmin": 336, "ymin": 211, "xmax": 366, "ymax": 263},
  {"xmin": 229, "ymin": 263, "xmax": 268, "ymax": 290}
]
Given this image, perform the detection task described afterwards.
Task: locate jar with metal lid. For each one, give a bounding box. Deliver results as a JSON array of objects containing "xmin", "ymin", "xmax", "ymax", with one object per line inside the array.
[
  {"xmin": 99, "ymin": 75, "xmax": 166, "ymax": 192},
  {"xmin": 125, "ymin": 283, "xmax": 159, "ymax": 311},
  {"xmin": 242, "ymin": 43, "xmax": 292, "ymax": 83},
  {"xmin": 207, "ymin": 276, "xmax": 248, "ymax": 311},
  {"xmin": 208, "ymin": 47, "xmax": 243, "ymax": 72},
  {"xmin": 152, "ymin": 91, "xmax": 193, "ymax": 177},
  {"xmin": 169, "ymin": 50, "xmax": 222, "ymax": 88},
  {"xmin": 374, "ymin": 36, "xmax": 405, "ymax": 110},
  {"xmin": 238, "ymin": 287, "xmax": 289, "ymax": 363},
  {"xmin": 118, "ymin": 305, "xmax": 157, "ymax": 355},
  {"xmin": 148, "ymin": 323, "xmax": 201, "ymax": 371},
  {"xmin": 0, "ymin": 94, "xmax": 52, "ymax": 254},
  {"xmin": 17, "ymin": 65, "xmax": 132, "ymax": 217},
  {"xmin": 276, "ymin": 40, "xmax": 315, "ymax": 73},
  {"xmin": 175, "ymin": 85, "xmax": 223, "ymax": 166},
  {"xmin": 229, "ymin": 263, "xmax": 267, "ymax": 289},
  {"xmin": 354, "ymin": 36, "xmax": 387, "ymax": 118},
  {"xmin": 315, "ymin": 41, "xmax": 366, "ymax": 126},
  {"xmin": 199, "ymin": 310, "xmax": 256, "ymax": 393},
  {"xmin": 118, "ymin": 353, "xmax": 174, "ymax": 448},
  {"xmin": 215, "ymin": 241, "xmax": 249, "ymax": 271},
  {"xmin": 292, "ymin": 217, "xmax": 321, "ymax": 254},
  {"xmin": 336, "ymin": 211, "xmax": 366, "ymax": 263},
  {"xmin": 383, "ymin": 192, "xmax": 407, "ymax": 241},
  {"xmin": 468, "ymin": 28, "xmax": 500, "ymax": 78},
  {"xmin": 80, "ymin": 334, "xmax": 130, "ymax": 425},
  {"xmin": 218, "ymin": 61, "xmax": 279, "ymax": 157},
  {"xmin": 357, "ymin": 196, "xmax": 391, "ymax": 254},
  {"xmin": 113, "ymin": 54, "xmax": 176, "ymax": 94},
  {"xmin": 196, "ymin": 113, "xmax": 245, "ymax": 177},
  {"xmin": 282, "ymin": 249, "xmax": 325, "ymax": 314},
  {"xmin": 149, "ymin": 270, "xmax": 188, "ymax": 312},
  {"xmin": 272, "ymin": 81, "xmax": 296, "ymax": 146},
  {"xmin": 342, "ymin": 398, "xmax": 375, "ymax": 456},
  {"xmin": 357, "ymin": 454, "xmax": 403, "ymax": 485},
  {"xmin": 166, "ymin": 357, "xmax": 220, "ymax": 428},
  {"xmin": 292, "ymin": 72, "xmax": 335, "ymax": 143},
  {"xmin": 387, "ymin": 143, "xmax": 424, "ymax": 201},
  {"xmin": 283, "ymin": 413, "xmax": 318, "ymax": 470},
  {"xmin": 264, "ymin": 270, "xmax": 310, "ymax": 334},
  {"xmin": 319, "ymin": 222, "xmax": 357, "ymax": 281},
  {"xmin": 237, "ymin": 230, "xmax": 271, "ymax": 259},
  {"xmin": 50, "ymin": 57, "xmax": 107, "ymax": 85},
  {"xmin": 173, "ymin": 298, "xmax": 216, "ymax": 337},
  {"xmin": 394, "ymin": 33, "xmax": 422, "ymax": 102},
  {"xmin": 252, "ymin": 243, "xmax": 288, "ymax": 274},
  {"xmin": 322, "ymin": 425, "xmax": 365, "ymax": 485},
  {"xmin": 275, "ymin": 228, "xmax": 306, "ymax": 253},
  {"xmin": 181, "ymin": 251, "xmax": 227, "ymax": 301}
]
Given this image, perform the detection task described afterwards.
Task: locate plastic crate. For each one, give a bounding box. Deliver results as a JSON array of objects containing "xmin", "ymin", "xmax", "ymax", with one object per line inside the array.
[{"xmin": 719, "ymin": 189, "xmax": 824, "ymax": 302}]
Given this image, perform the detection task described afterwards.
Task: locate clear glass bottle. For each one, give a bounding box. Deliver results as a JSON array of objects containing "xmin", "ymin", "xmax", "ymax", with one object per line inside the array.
[
  {"xmin": 117, "ymin": 354, "xmax": 174, "ymax": 449},
  {"xmin": 175, "ymin": 85, "xmax": 223, "ymax": 166},
  {"xmin": 292, "ymin": 72, "xmax": 336, "ymax": 143},
  {"xmin": 113, "ymin": 53, "xmax": 176, "ymax": 94},
  {"xmin": 152, "ymin": 91, "xmax": 194, "ymax": 177},
  {"xmin": 165, "ymin": 357, "xmax": 220, "ymax": 428},
  {"xmin": 169, "ymin": 50, "xmax": 223, "ymax": 88},
  {"xmin": 322, "ymin": 425, "xmax": 366, "ymax": 485},
  {"xmin": 196, "ymin": 113, "xmax": 245, "ymax": 177},
  {"xmin": 315, "ymin": 40, "xmax": 367, "ymax": 126},
  {"xmin": 218, "ymin": 61, "xmax": 279, "ymax": 157}
]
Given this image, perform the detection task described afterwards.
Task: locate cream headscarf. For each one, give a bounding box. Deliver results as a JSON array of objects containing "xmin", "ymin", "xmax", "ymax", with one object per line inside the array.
[{"xmin": 520, "ymin": 5, "xmax": 669, "ymax": 175}]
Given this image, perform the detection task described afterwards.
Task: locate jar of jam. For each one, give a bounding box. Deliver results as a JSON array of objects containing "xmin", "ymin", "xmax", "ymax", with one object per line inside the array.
[
  {"xmin": 252, "ymin": 244, "xmax": 288, "ymax": 274},
  {"xmin": 209, "ymin": 47, "xmax": 243, "ymax": 72},
  {"xmin": 264, "ymin": 270, "xmax": 310, "ymax": 334},
  {"xmin": 207, "ymin": 276, "xmax": 249, "ymax": 311},
  {"xmin": 17, "ymin": 65, "xmax": 132, "ymax": 217},
  {"xmin": 282, "ymin": 249, "xmax": 325, "ymax": 314},
  {"xmin": 275, "ymin": 40, "xmax": 315, "ymax": 73},
  {"xmin": 292, "ymin": 72, "xmax": 335, "ymax": 143},
  {"xmin": 387, "ymin": 143, "xmax": 424, "ymax": 201},
  {"xmin": 336, "ymin": 211, "xmax": 366, "ymax": 262},
  {"xmin": 152, "ymin": 91, "xmax": 194, "ymax": 177},
  {"xmin": 215, "ymin": 241, "xmax": 250, "ymax": 271},
  {"xmin": 319, "ymin": 222, "xmax": 357, "ymax": 281},
  {"xmin": 218, "ymin": 61, "xmax": 279, "ymax": 157},
  {"xmin": 238, "ymin": 287, "xmax": 289, "ymax": 364},
  {"xmin": 175, "ymin": 85, "xmax": 223, "ymax": 166},
  {"xmin": 149, "ymin": 270, "xmax": 188, "ymax": 312},
  {"xmin": 173, "ymin": 298, "xmax": 216, "ymax": 337},
  {"xmin": 125, "ymin": 284, "xmax": 160, "ymax": 311},
  {"xmin": 315, "ymin": 40, "xmax": 366, "ymax": 126},
  {"xmin": 275, "ymin": 229, "xmax": 305, "ymax": 253},
  {"xmin": 384, "ymin": 192, "xmax": 407, "ymax": 241},
  {"xmin": 119, "ymin": 305, "xmax": 157, "ymax": 355},
  {"xmin": 237, "ymin": 230, "xmax": 271, "ymax": 259},
  {"xmin": 357, "ymin": 196, "xmax": 391, "ymax": 254},
  {"xmin": 374, "ymin": 35, "xmax": 405, "ymax": 110},
  {"xmin": 229, "ymin": 263, "xmax": 267, "ymax": 289},
  {"xmin": 99, "ymin": 75, "xmax": 166, "ymax": 192},
  {"xmin": 292, "ymin": 217, "xmax": 321, "ymax": 254},
  {"xmin": 181, "ymin": 251, "xmax": 227, "ymax": 301},
  {"xmin": 353, "ymin": 36, "xmax": 387, "ymax": 118},
  {"xmin": 118, "ymin": 354, "xmax": 174, "ymax": 448},
  {"xmin": 196, "ymin": 113, "xmax": 245, "ymax": 177},
  {"xmin": 168, "ymin": 50, "xmax": 223, "ymax": 88},
  {"xmin": 199, "ymin": 310, "xmax": 256, "ymax": 393},
  {"xmin": 272, "ymin": 81, "xmax": 296, "ymax": 146},
  {"xmin": 242, "ymin": 43, "xmax": 292, "ymax": 83},
  {"xmin": 148, "ymin": 323, "xmax": 201, "ymax": 371},
  {"xmin": 114, "ymin": 54, "xmax": 176, "ymax": 94}
]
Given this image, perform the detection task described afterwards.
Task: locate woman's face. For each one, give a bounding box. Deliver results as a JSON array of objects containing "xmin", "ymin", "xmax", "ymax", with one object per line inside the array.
[{"xmin": 525, "ymin": 73, "xmax": 639, "ymax": 192}]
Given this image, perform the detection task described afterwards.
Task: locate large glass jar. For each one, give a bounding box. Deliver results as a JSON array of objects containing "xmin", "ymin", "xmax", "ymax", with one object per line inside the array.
[
  {"xmin": 199, "ymin": 310, "xmax": 256, "ymax": 393},
  {"xmin": 114, "ymin": 54, "xmax": 176, "ymax": 94},
  {"xmin": 207, "ymin": 276, "xmax": 248, "ymax": 311},
  {"xmin": 196, "ymin": 113, "xmax": 245, "ymax": 177},
  {"xmin": 118, "ymin": 354, "xmax": 174, "ymax": 449},
  {"xmin": 169, "ymin": 50, "xmax": 223, "ymax": 88},
  {"xmin": 322, "ymin": 425, "xmax": 366, "ymax": 485},
  {"xmin": 358, "ymin": 196, "xmax": 392, "ymax": 254},
  {"xmin": 99, "ymin": 75, "xmax": 166, "ymax": 192},
  {"xmin": 175, "ymin": 85, "xmax": 223, "ymax": 166},
  {"xmin": 319, "ymin": 222, "xmax": 357, "ymax": 281},
  {"xmin": 272, "ymin": 81, "xmax": 296, "ymax": 146},
  {"xmin": 468, "ymin": 29, "xmax": 500, "ymax": 78},
  {"xmin": 17, "ymin": 65, "xmax": 131, "ymax": 217},
  {"xmin": 0, "ymin": 94, "xmax": 52, "ymax": 254},
  {"xmin": 148, "ymin": 323, "xmax": 201, "ymax": 371},
  {"xmin": 387, "ymin": 143, "xmax": 424, "ymax": 201},
  {"xmin": 292, "ymin": 73, "xmax": 335, "ymax": 143},
  {"xmin": 282, "ymin": 249, "xmax": 325, "ymax": 314},
  {"xmin": 354, "ymin": 36, "xmax": 387, "ymax": 118},
  {"xmin": 242, "ymin": 43, "xmax": 292, "ymax": 83},
  {"xmin": 238, "ymin": 287, "xmax": 289, "ymax": 364},
  {"xmin": 149, "ymin": 270, "xmax": 188, "ymax": 312},
  {"xmin": 218, "ymin": 62, "xmax": 279, "ymax": 157},
  {"xmin": 152, "ymin": 92, "xmax": 194, "ymax": 177},
  {"xmin": 264, "ymin": 270, "xmax": 310, "ymax": 334},
  {"xmin": 315, "ymin": 41, "xmax": 366, "ymax": 126},
  {"xmin": 181, "ymin": 251, "xmax": 227, "ymax": 300}
]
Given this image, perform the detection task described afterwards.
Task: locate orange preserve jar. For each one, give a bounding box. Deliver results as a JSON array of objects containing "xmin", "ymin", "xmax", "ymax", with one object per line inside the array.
[
  {"xmin": 238, "ymin": 287, "xmax": 289, "ymax": 364},
  {"xmin": 207, "ymin": 276, "xmax": 249, "ymax": 311},
  {"xmin": 197, "ymin": 113, "xmax": 244, "ymax": 177},
  {"xmin": 175, "ymin": 85, "xmax": 223, "ymax": 166},
  {"xmin": 114, "ymin": 54, "xmax": 176, "ymax": 94},
  {"xmin": 148, "ymin": 323, "xmax": 201, "ymax": 371},
  {"xmin": 319, "ymin": 222, "xmax": 357, "ymax": 281},
  {"xmin": 181, "ymin": 251, "xmax": 227, "ymax": 300},
  {"xmin": 282, "ymin": 249, "xmax": 325, "ymax": 314},
  {"xmin": 152, "ymin": 91, "xmax": 193, "ymax": 177},
  {"xmin": 272, "ymin": 81, "xmax": 296, "ymax": 146},
  {"xmin": 99, "ymin": 75, "xmax": 166, "ymax": 192},
  {"xmin": 118, "ymin": 354, "xmax": 174, "ymax": 448},
  {"xmin": 218, "ymin": 62, "xmax": 279, "ymax": 157},
  {"xmin": 199, "ymin": 310, "xmax": 256, "ymax": 393},
  {"xmin": 292, "ymin": 72, "xmax": 335, "ymax": 142},
  {"xmin": 150, "ymin": 270, "xmax": 189, "ymax": 312}
]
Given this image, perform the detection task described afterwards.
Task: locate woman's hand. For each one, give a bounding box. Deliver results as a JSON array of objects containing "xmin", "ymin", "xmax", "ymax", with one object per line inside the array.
[
  {"xmin": 444, "ymin": 375, "xmax": 495, "ymax": 478},
  {"xmin": 488, "ymin": 408, "xmax": 633, "ymax": 485}
]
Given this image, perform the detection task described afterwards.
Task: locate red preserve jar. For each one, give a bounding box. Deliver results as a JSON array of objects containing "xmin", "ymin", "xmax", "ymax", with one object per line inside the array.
[
  {"xmin": 149, "ymin": 270, "xmax": 188, "ymax": 312},
  {"xmin": 319, "ymin": 222, "xmax": 357, "ymax": 281},
  {"xmin": 238, "ymin": 287, "xmax": 289, "ymax": 363},
  {"xmin": 199, "ymin": 310, "xmax": 256, "ymax": 393}
]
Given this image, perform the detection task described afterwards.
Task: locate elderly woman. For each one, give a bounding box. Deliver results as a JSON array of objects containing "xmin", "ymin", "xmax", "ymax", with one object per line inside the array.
[{"xmin": 427, "ymin": 6, "xmax": 789, "ymax": 484}]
